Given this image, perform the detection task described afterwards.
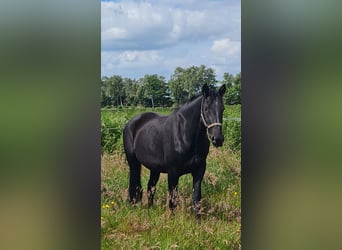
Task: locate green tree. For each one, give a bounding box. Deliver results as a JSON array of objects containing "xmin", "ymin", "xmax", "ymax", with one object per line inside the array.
[
  {"xmin": 169, "ymin": 65, "xmax": 217, "ymax": 105},
  {"xmin": 106, "ymin": 75, "xmax": 125, "ymax": 107},
  {"xmin": 168, "ymin": 67, "xmax": 187, "ymax": 105},
  {"xmin": 123, "ymin": 77, "xmax": 139, "ymax": 106},
  {"xmin": 222, "ymin": 72, "xmax": 241, "ymax": 105},
  {"xmin": 222, "ymin": 72, "xmax": 234, "ymax": 88},
  {"xmin": 101, "ymin": 76, "xmax": 111, "ymax": 107},
  {"xmin": 140, "ymin": 74, "xmax": 167, "ymax": 108}
]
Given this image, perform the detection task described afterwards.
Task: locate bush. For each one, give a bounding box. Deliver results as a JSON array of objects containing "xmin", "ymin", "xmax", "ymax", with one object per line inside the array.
[
  {"xmin": 224, "ymin": 120, "xmax": 241, "ymax": 153},
  {"xmin": 101, "ymin": 110, "xmax": 127, "ymax": 154},
  {"xmin": 223, "ymin": 105, "xmax": 241, "ymax": 153}
]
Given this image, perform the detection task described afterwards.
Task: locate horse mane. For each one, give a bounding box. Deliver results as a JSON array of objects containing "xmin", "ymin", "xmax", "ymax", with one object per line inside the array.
[
  {"xmin": 171, "ymin": 93, "xmax": 201, "ymax": 114},
  {"xmin": 174, "ymin": 86, "xmax": 218, "ymax": 111},
  {"xmin": 170, "ymin": 86, "xmax": 219, "ymax": 115},
  {"xmin": 186, "ymin": 93, "xmax": 202, "ymax": 103}
]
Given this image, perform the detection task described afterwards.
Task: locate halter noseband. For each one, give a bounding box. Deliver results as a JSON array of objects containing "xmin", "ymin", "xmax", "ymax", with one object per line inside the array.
[{"xmin": 200, "ymin": 105, "xmax": 222, "ymax": 129}]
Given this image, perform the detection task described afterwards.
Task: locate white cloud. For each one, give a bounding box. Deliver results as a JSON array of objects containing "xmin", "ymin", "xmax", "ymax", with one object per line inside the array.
[
  {"xmin": 102, "ymin": 27, "xmax": 127, "ymax": 40},
  {"xmin": 211, "ymin": 38, "xmax": 240, "ymax": 57},
  {"xmin": 101, "ymin": 1, "xmax": 173, "ymax": 50},
  {"xmin": 102, "ymin": 50, "xmax": 165, "ymax": 77},
  {"xmin": 118, "ymin": 50, "xmax": 162, "ymax": 66},
  {"xmin": 209, "ymin": 38, "xmax": 241, "ymax": 77},
  {"xmin": 101, "ymin": 1, "xmax": 240, "ymax": 50},
  {"xmin": 101, "ymin": 0, "xmax": 241, "ymax": 79}
]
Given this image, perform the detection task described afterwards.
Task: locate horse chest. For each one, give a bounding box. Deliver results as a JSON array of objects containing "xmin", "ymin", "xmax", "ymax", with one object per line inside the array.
[{"xmin": 166, "ymin": 141, "xmax": 209, "ymax": 169}]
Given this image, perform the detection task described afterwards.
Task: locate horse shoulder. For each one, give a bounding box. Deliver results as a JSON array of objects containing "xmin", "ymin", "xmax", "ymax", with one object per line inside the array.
[{"xmin": 168, "ymin": 113, "xmax": 189, "ymax": 152}]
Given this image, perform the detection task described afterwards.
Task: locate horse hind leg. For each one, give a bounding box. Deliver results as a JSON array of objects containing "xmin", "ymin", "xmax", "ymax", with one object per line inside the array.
[
  {"xmin": 127, "ymin": 155, "xmax": 143, "ymax": 204},
  {"xmin": 147, "ymin": 170, "xmax": 160, "ymax": 207},
  {"xmin": 124, "ymin": 125, "xmax": 142, "ymax": 204}
]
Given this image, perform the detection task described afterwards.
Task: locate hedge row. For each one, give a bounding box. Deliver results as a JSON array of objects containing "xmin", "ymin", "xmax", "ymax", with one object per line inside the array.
[{"xmin": 101, "ymin": 105, "xmax": 241, "ymax": 154}]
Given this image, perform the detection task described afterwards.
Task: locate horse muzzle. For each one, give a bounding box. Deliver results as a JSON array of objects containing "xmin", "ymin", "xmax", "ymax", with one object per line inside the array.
[{"xmin": 211, "ymin": 134, "xmax": 224, "ymax": 147}]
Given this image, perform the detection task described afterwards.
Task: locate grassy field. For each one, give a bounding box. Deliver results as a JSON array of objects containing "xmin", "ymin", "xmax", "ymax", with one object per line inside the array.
[{"xmin": 101, "ymin": 106, "xmax": 241, "ymax": 249}]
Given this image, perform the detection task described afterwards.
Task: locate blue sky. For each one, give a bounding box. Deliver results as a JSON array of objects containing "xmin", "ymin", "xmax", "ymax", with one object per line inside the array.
[{"xmin": 101, "ymin": 0, "xmax": 240, "ymax": 80}]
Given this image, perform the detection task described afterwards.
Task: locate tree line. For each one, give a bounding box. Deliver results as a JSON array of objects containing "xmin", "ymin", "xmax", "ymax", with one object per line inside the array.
[{"xmin": 101, "ymin": 65, "xmax": 241, "ymax": 108}]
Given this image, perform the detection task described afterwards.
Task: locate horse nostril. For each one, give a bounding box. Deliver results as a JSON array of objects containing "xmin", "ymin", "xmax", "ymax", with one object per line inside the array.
[{"xmin": 211, "ymin": 135, "xmax": 224, "ymax": 147}]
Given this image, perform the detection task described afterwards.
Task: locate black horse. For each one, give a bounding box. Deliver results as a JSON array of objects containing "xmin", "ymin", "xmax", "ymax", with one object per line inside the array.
[{"xmin": 123, "ymin": 84, "xmax": 226, "ymax": 219}]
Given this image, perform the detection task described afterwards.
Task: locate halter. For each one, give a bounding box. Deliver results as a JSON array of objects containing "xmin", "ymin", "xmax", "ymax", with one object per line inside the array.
[{"xmin": 200, "ymin": 105, "xmax": 222, "ymax": 129}]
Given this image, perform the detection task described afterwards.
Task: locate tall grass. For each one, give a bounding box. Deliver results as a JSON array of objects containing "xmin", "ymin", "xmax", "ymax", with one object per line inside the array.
[{"xmin": 101, "ymin": 106, "xmax": 241, "ymax": 249}]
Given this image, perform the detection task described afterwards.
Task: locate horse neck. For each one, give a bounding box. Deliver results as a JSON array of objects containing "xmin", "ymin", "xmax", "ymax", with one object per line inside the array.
[{"xmin": 178, "ymin": 96, "xmax": 206, "ymax": 137}]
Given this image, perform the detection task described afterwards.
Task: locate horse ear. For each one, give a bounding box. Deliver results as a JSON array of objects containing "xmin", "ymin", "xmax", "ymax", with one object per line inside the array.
[
  {"xmin": 202, "ymin": 84, "xmax": 209, "ymax": 97},
  {"xmin": 219, "ymin": 84, "xmax": 226, "ymax": 97}
]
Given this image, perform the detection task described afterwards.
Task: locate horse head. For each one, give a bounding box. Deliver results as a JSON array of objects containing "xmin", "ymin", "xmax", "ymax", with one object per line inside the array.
[{"xmin": 201, "ymin": 84, "xmax": 226, "ymax": 147}]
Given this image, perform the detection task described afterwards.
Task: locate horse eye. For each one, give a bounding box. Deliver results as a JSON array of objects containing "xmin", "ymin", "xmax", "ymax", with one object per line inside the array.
[{"xmin": 204, "ymin": 107, "xmax": 208, "ymax": 112}]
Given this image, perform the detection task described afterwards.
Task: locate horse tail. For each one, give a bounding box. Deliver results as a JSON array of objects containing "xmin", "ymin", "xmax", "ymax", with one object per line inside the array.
[
  {"xmin": 123, "ymin": 121, "xmax": 142, "ymax": 203},
  {"xmin": 123, "ymin": 122, "xmax": 134, "ymax": 158}
]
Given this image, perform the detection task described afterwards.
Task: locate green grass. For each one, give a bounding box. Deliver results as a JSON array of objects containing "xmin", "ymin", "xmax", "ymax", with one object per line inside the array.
[{"xmin": 101, "ymin": 106, "xmax": 241, "ymax": 249}]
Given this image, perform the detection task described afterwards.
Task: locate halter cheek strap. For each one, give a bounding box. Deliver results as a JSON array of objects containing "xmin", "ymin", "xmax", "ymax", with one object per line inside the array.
[{"xmin": 200, "ymin": 111, "xmax": 222, "ymax": 129}]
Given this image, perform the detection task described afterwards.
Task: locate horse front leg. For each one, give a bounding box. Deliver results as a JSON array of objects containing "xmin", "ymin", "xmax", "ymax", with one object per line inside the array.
[
  {"xmin": 147, "ymin": 170, "xmax": 160, "ymax": 207},
  {"xmin": 192, "ymin": 164, "xmax": 206, "ymax": 221},
  {"xmin": 167, "ymin": 172, "xmax": 179, "ymax": 216}
]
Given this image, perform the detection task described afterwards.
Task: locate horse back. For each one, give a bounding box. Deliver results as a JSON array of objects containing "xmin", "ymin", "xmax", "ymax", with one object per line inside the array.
[{"xmin": 124, "ymin": 112, "xmax": 162, "ymax": 137}]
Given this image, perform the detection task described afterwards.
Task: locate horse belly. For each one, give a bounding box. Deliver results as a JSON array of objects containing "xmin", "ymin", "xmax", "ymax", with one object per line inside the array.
[{"xmin": 134, "ymin": 129, "xmax": 166, "ymax": 171}]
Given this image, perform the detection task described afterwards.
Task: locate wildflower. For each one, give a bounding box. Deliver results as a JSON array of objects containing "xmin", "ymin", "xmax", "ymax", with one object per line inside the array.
[
  {"xmin": 102, "ymin": 204, "xmax": 110, "ymax": 209},
  {"xmin": 111, "ymin": 201, "xmax": 115, "ymax": 205},
  {"xmin": 234, "ymin": 191, "xmax": 238, "ymax": 196}
]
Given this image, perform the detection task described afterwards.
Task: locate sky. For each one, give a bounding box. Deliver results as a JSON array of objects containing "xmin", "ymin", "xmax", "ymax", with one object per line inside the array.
[{"xmin": 101, "ymin": 0, "xmax": 241, "ymax": 81}]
